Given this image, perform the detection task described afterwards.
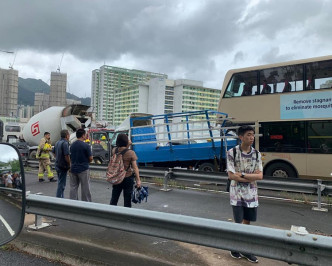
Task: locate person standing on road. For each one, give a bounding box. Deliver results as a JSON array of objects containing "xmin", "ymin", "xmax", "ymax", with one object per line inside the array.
[
  {"xmin": 227, "ymin": 125, "xmax": 263, "ymax": 263},
  {"xmin": 110, "ymin": 134, "xmax": 141, "ymax": 208},
  {"xmin": 5, "ymin": 173, "xmax": 13, "ymax": 188},
  {"xmin": 69, "ymin": 128, "xmax": 93, "ymax": 202},
  {"xmin": 37, "ymin": 132, "xmax": 55, "ymax": 182},
  {"xmin": 54, "ymin": 129, "xmax": 71, "ymax": 198}
]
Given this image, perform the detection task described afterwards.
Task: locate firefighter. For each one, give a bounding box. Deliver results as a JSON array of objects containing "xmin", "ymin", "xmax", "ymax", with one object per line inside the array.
[
  {"xmin": 100, "ymin": 135, "xmax": 108, "ymax": 150},
  {"xmin": 36, "ymin": 132, "xmax": 56, "ymax": 182}
]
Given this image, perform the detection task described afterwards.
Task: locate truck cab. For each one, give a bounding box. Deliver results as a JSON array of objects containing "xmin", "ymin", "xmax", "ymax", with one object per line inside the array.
[{"xmin": 87, "ymin": 128, "xmax": 114, "ymax": 164}]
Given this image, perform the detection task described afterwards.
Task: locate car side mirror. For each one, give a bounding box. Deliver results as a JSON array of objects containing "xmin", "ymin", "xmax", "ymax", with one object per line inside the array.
[{"xmin": 0, "ymin": 143, "xmax": 25, "ymax": 246}]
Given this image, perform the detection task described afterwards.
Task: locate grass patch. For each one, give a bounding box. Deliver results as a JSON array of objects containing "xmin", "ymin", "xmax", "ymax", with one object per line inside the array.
[
  {"xmin": 277, "ymin": 191, "xmax": 331, "ymax": 206},
  {"xmin": 149, "ymin": 177, "xmax": 164, "ymax": 186},
  {"xmin": 143, "ymin": 177, "xmax": 188, "ymax": 190},
  {"xmin": 0, "ymin": 244, "xmax": 14, "ymax": 251}
]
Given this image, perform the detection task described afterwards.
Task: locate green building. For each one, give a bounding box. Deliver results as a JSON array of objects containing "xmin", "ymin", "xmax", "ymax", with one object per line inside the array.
[{"xmin": 91, "ymin": 66, "xmax": 167, "ymax": 124}]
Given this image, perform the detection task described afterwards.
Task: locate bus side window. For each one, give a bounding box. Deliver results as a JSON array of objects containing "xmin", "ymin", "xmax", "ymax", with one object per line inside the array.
[
  {"xmin": 241, "ymin": 82, "xmax": 253, "ymax": 96},
  {"xmin": 306, "ymin": 60, "xmax": 332, "ymax": 90},
  {"xmin": 282, "ymin": 80, "xmax": 292, "ymax": 93},
  {"xmin": 261, "ymin": 80, "xmax": 272, "ymax": 94},
  {"xmin": 306, "ymin": 77, "xmax": 315, "ymax": 90},
  {"xmin": 307, "ymin": 121, "xmax": 332, "ymax": 154}
]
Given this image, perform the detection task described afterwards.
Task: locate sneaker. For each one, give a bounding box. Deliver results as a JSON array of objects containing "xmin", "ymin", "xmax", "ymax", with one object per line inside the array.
[
  {"xmin": 230, "ymin": 251, "xmax": 241, "ymax": 259},
  {"xmin": 39, "ymin": 179, "xmax": 45, "ymax": 182},
  {"xmin": 49, "ymin": 178, "xmax": 57, "ymax": 182},
  {"xmin": 240, "ymin": 253, "xmax": 258, "ymax": 263}
]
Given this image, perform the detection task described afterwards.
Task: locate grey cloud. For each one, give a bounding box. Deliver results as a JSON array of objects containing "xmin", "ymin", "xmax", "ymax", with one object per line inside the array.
[
  {"xmin": 0, "ymin": 0, "xmax": 247, "ymax": 66},
  {"xmin": 259, "ymin": 47, "xmax": 293, "ymax": 64},
  {"xmin": 233, "ymin": 51, "xmax": 245, "ymax": 64},
  {"xmin": 2, "ymin": 0, "xmax": 332, "ymax": 97},
  {"xmin": 240, "ymin": 0, "xmax": 327, "ymax": 40}
]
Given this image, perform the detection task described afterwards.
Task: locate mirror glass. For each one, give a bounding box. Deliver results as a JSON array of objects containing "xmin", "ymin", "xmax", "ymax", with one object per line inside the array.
[{"xmin": 0, "ymin": 143, "xmax": 25, "ymax": 246}]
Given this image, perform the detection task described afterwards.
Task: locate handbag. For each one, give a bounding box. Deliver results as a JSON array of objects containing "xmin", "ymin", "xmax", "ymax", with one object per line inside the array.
[{"xmin": 132, "ymin": 186, "xmax": 148, "ymax": 204}]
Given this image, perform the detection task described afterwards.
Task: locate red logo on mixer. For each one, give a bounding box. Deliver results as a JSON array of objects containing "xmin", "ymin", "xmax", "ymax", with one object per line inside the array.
[{"xmin": 31, "ymin": 121, "xmax": 40, "ymax": 136}]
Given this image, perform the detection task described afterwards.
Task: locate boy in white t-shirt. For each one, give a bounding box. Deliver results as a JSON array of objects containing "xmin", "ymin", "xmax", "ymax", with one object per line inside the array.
[{"xmin": 227, "ymin": 125, "xmax": 263, "ymax": 263}]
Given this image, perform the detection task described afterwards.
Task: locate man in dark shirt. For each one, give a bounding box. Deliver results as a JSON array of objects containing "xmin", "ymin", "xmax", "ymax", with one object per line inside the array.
[
  {"xmin": 54, "ymin": 129, "xmax": 71, "ymax": 198},
  {"xmin": 69, "ymin": 128, "xmax": 93, "ymax": 202}
]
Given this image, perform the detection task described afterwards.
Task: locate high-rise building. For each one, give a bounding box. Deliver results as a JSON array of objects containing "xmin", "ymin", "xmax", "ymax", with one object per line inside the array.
[
  {"xmin": 0, "ymin": 68, "xmax": 18, "ymax": 117},
  {"xmin": 113, "ymin": 78, "xmax": 221, "ymax": 126},
  {"xmin": 18, "ymin": 105, "xmax": 33, "ymax": 120},
  {"xmin": 173, "ymin": 79, "xmax": 221, "ymax": 116},
  {"xmin": 91, "ymin": 66, "xmax": 167, "ymax": 124},
  {"xmin": 34, "ymin": 92, "xmax": 50, "ymax": 115},
  {"xmin": 91, "ymin": 69, "xmax": 100, "ymax": 114},
  {"xmin": 49, "ymin": 72, "xmax": 67, "ymax": 107}
]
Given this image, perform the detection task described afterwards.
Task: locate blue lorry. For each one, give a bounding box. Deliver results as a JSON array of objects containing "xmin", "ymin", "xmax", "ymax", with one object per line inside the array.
[{"xmin": 112, "ymin": 110, "xmax": 237, "ymax": 171}]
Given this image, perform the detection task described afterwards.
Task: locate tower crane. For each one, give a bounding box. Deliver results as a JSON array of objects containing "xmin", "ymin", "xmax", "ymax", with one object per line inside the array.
[
  {"xmin": 57, "ymin": 53, "xmax": 65, "ymax": 72},
  {"xmin": 9, "ymin": 51, "xmax": 17, "ymax": 69}
]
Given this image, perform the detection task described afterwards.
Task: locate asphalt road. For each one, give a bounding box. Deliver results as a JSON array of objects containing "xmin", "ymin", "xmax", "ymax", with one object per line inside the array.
[
  {"xmin": 25, "ymin": 170, "xmax": 332, "ymax": 235},
  {"xmin": 6, "ymin": 169, "xmax": 332, "ymax": 265},
  {"xmin": 0, "ymin": 248, "xmax": 64, "ymax": 266}
]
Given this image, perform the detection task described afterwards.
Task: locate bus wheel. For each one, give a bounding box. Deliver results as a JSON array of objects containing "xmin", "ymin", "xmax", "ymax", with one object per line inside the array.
[
  {"xmin": 198, "ymin": 163, "xmax": 215, "ymax": 172},
  {"xmin": 265, "ymin": 162, "xmax": 297, "ymax": 178}
]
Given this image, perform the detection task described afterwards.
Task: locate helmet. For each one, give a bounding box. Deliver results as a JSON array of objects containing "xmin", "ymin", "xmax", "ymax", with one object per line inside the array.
[
  {"xmin": 101, "ymin": 136, "xmax": 106, "ymax": 140},
  {"xmin": 85, "ymin": 139, "xmax": 90, "ymax": 143}
]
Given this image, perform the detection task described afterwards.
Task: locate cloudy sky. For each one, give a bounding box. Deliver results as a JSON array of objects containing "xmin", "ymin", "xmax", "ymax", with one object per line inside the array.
[
  {"xmin": 0, "ymin": 145, "xmax": 20, "ymax": 163},
  {"xmin": 0, "ymin": 0, "xmax": 331, "ymax": 98}
]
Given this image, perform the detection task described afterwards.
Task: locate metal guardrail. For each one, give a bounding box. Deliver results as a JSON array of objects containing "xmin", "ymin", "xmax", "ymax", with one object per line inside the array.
[
  {"xmin": 25, "ymin": 194, "xmax": 332, "ymax": 266},
  {"xmin": 171, "ymin": 168, "xmax": 329, "ymax": 194},
  {"xmin": 26, "ymin": 160, "xmax": 332, "ymax": 198}
]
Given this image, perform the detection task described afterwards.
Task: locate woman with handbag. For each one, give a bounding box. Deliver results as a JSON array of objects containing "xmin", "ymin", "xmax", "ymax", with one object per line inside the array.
[{"xmin": 110, "ymin": 134, "xmax": 141, "ymax": 208}]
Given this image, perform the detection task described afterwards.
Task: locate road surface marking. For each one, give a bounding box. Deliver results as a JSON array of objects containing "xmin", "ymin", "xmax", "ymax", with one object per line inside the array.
[{"xmin": 0, "ymin": 214, "xmax": 15, "ymax": 236}]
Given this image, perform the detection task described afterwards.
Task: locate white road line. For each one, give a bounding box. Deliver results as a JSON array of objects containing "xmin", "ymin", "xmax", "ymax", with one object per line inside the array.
[{"xmin": 0, "ymin": 215, "xmax": 15, "ymax": 236}]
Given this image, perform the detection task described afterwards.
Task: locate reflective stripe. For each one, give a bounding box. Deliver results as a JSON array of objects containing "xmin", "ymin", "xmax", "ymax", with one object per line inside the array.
[{"xmin": 46, "ymin": 166, "xmax": 54, "ymax": 177}]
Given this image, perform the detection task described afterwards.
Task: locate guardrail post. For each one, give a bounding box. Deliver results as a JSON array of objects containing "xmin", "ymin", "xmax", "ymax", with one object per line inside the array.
[
  {"xmin": 160, "ymin": 168, "xmax": 172, "ymax": 192},
  {"xmin": 28, "ymin": 192, "xmax": 52, "ymax": 230},
  {"xmin": 312, "ymin": 179, "xmax": 328, "ymax": 212},
  {"xmin": 28, "ymin": 214, "xmax": 52, "ymax": 230}
]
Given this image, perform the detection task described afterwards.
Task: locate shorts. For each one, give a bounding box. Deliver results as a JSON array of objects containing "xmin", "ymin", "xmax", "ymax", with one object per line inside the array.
[{"xmin": 232, "ymin": 206, "xmax": 257, "ymax": 223}]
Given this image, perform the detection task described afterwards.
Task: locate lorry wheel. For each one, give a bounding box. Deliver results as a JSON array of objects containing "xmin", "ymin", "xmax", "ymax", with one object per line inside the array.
[
  {"xmin": 29, "ymin": 150, "xmax": 37, "ymax": 160},
  {"xmin": 198, "ymin": 163, "xmax": 215, "ymax": 172},
  {"xmin": 264, "ymin": 162, "xmax": 297, "ymax": 178}
]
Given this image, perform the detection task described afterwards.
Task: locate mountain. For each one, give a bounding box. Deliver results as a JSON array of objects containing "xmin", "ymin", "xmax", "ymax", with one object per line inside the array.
[{"xmin": 18, "ymin": 77, "xmax": 91, "ymax": 106}]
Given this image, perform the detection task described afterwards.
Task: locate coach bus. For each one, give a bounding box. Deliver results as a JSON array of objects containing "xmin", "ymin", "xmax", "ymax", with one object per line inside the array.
[{"xmin": 218, "ymin": 55, "xmax": 332, "ymax": 179}]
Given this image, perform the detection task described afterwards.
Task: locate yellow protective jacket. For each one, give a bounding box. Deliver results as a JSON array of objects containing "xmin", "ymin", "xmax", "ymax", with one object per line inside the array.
[{"xmin": 37, "ymin": 137, "xmax": 52, "ymax": 159}]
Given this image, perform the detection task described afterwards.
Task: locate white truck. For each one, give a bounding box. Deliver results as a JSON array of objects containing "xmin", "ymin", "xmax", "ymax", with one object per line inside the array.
[{"xmin": 22, "ymin": 104, "xmax": 92, "ymax": 159}]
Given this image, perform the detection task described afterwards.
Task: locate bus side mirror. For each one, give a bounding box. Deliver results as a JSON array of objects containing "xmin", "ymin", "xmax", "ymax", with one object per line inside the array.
[{"xmin": 0, "ymin": 143, "xmax": 25, "ymax": 246}]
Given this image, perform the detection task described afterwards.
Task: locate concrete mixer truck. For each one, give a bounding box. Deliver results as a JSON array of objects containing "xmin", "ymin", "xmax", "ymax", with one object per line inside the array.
[{"xmin": 23, "ymin": 104, "xmax": 92, "ymax": 159}]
